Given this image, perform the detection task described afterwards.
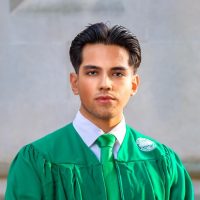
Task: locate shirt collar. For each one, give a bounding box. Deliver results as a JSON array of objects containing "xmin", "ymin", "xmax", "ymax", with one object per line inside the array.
[{"xmin": 73, "ymin": 111, "xmax": 126, "ymax": 147}]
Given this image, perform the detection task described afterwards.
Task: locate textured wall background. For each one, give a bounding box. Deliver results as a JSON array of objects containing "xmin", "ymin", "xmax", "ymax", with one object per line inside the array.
[{"xmin": 0, "ymin": 0, "xmax": 200, "ymax": 197}]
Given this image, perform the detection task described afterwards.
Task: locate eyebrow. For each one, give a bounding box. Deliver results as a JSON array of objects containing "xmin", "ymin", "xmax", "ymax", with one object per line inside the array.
[
  {"xmin": 82, "ymin": 65, "xmax": 100, "ymax": 70},
  {"xmin": 111, "ymin": 66, "xmax": 129, "ymax": 71},
  {"xmin": 82, "ymin": 65, "xmax": 129, "ymax": 71}
]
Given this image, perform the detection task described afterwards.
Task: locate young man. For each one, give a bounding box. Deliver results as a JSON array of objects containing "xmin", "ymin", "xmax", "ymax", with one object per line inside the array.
[{"xmin": 6, "ymin": 23, "xmax": 194, "ymax": 199}]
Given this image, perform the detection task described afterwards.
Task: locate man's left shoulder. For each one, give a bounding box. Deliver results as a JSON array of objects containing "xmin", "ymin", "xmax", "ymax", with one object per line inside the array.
[{"xmin": 125, "ymin": 125, "xmax": 170, "ymax": 156}]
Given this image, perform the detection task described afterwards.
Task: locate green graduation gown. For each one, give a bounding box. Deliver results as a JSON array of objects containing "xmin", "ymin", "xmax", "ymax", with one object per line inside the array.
[{"xmin": 5, "ymin": 123, "xmax": 194, "ymax": 199}]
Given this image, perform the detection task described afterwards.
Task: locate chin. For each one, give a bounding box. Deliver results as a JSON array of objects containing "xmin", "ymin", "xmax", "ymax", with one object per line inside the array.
[
  {"xmin": 94, "ymin": 111, "xmax": 120, "ymax": 121},
  {"xmin": 81, "ymin": 104, "xmax": 121, "ymax": 121}
]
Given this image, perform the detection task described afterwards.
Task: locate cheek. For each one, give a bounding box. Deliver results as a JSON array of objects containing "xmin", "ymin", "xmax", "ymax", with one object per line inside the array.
[
  {"xmin": 119, "ymin": 82, "xmax": 133, "ymax": 95},
  {"xmin": 78, "ymin": 83, "xmax": 93, "ymax": 97}
]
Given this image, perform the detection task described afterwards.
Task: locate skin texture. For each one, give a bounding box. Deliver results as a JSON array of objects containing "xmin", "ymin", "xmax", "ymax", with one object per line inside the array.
[{"xmin": 70, "ymin": 44, "xmax": 139, "ymax": 132}]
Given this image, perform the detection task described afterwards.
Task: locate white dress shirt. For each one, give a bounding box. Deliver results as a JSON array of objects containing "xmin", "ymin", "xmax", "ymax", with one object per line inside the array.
[{"xmin": 73, "ymin": 111, "xmax": 126, "ymax": 160}]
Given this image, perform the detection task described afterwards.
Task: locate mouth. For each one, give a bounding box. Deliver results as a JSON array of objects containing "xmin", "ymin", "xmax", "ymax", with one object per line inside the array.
[{"xmin": 95, "ymin": 95, "xmax": 116, "ymax": 104}]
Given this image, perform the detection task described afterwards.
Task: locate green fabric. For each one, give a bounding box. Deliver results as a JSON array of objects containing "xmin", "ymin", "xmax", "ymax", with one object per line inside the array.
[
  {"xmin": 5, "ymin": 123, "xmax": 194, "ymax": 200},
  {"xmin": 96, "ymin": 134, "xmax": 120, "ymax": 200}
]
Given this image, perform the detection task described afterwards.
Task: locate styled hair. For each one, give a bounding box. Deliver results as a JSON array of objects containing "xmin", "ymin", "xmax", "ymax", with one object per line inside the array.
[{"xmin": 69, "ymin": 22, "xmax": 141, "ymax": 73}]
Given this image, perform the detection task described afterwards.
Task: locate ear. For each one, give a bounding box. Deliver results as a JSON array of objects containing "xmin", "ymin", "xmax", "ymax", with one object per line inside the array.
[
  {"xmin": 70, "ymin": 72, "xmax": 79, "ymax": 95},
  {"xmin": 131, "ymin": 74, "xmax": 140, "ymax": 96}
]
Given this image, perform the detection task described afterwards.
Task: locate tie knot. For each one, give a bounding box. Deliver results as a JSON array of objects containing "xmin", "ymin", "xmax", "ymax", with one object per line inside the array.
[{"xmin": 96, "ymin": 134, "xmax": 116, "ymax": 148}]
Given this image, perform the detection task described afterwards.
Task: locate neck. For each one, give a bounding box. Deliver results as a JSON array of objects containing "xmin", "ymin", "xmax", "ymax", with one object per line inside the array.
[
  {"xmin": 79, "ymin": 110, "xmax": 123, "ymax": 133},
  {"xmin": 93, "ymin": 118, "xmax": 122, "ymax": 133}
]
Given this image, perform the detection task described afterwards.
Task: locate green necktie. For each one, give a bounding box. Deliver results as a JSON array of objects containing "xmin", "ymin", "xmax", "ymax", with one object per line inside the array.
[{"xmin": 96, "ymin": 134, "xmax": 120, "ymax": 200}]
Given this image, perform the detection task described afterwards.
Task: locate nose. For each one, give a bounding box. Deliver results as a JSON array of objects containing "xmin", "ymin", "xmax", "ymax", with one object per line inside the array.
[{"xmin": 99, "ymin": 74, "xmax": 112, "ymax": 91}]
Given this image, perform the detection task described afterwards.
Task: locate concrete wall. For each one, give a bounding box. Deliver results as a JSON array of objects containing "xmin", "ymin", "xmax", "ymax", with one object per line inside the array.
[{"xmin": 1, "ymin": 0, "xmax": 200, "ymax": 197}]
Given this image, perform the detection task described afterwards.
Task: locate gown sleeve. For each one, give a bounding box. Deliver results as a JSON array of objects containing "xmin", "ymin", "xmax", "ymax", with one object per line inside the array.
[
  {"xmin": 167, "ymin": 147, "xmax": 194, "ymax": 200},
  {"xmin": 5, "ymin": 145, "xmax": 43, "ymax": 200}
]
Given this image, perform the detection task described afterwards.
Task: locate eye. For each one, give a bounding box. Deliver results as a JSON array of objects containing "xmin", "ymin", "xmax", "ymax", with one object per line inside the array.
[
  {"xmin": 113, "ymin": 72, "xmax": 124, "ymax": 77},
  {"xmin": 86, "ymin": 71, "xmax": 97, "ymax": 76}
]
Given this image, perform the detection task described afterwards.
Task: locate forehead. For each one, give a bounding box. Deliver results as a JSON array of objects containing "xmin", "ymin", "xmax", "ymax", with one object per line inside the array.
[{"xmin": 80, "ymin": 43, "xmax": 130, "ymax": 68}]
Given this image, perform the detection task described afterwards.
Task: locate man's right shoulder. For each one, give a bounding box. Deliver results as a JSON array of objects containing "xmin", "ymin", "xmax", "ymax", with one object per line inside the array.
[
  {"xmin": 32, "ymin": 123, "xmax": 73, "ymax": 147},
  {"xmin": 18, "ymin": 123, "xmax": 76, "ymax": 162}
]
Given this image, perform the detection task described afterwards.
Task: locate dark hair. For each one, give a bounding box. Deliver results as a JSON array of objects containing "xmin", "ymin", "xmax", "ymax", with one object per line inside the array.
[{"xmin": 69, "ymin": 22, "xmax": 141, "ymax": 73}]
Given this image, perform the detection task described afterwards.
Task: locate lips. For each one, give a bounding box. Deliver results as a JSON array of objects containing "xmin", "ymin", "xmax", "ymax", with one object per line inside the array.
[{"xmin": 95, "ymin": 95, "xmax": 116, "ymax": 103}]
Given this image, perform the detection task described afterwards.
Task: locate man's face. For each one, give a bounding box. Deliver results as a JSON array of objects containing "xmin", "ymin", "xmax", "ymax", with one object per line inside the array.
[{"xmin": 70, "ymin": 43, "xmax": 139, "ymax": 124}]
